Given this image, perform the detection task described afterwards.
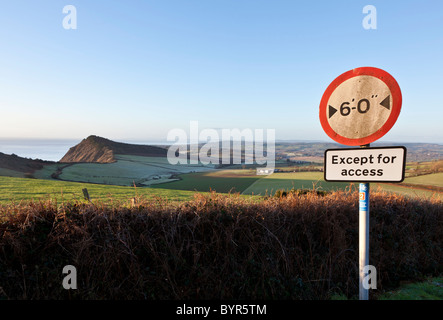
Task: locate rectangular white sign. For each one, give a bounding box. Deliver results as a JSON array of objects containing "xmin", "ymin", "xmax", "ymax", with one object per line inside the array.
[{"xmin": 324, "ymin": 146, "xmax": 406, "ymax": 182}]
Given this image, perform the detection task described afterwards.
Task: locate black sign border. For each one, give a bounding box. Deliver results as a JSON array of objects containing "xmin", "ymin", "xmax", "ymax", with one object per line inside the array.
[{"xmin": 323, "ymin": 146, "xmax": 407, "ymax": 183}]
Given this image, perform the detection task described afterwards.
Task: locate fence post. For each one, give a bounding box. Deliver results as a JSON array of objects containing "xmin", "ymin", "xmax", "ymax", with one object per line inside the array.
[{"xmin": 82, "ymin": 188, "xmax": 90, "ymax": 201}]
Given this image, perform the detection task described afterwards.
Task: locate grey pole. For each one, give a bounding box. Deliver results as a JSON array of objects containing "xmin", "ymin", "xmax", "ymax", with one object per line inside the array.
[{"xmin": 359, "ymin": 144, "xmax": 370, "ymax": 300}]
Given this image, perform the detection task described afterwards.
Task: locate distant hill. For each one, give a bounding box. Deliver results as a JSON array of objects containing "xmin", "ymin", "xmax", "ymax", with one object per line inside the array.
[
  {"xmin": 0, "ymin": 152, "xmax": 53, "ymax": 175},
  {"xmin": 59, "ymin": 135, "xmax": 168, "ymax": 163},
  {"xmin": 275, "ymin": 141, "xmax": 443, "ymax": 163}
]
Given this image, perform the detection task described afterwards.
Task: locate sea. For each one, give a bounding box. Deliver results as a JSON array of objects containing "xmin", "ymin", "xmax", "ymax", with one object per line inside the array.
[
  {"xmin": 0, "ymin": 139, "xmax": 81, "ymax": 162},
  {"xmin": 0, "ymin": 138, "xmax": 171, "ymax": 162}
]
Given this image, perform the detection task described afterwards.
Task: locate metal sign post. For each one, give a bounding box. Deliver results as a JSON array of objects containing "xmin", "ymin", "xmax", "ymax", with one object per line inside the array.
[
  {"xmin": 358, "ymin": 144, "xmax": 370, "ymax": 300},
  {"xmin": 359, "ymin": 182, "xmax": 370, "ymax": 300},
  {"xmin": 324, "ymin": 144, "xmax": 407, "ymax": 300},
  {"xmin": 319, "ymin": 67, "xmax": 403, "ymax": 300}
]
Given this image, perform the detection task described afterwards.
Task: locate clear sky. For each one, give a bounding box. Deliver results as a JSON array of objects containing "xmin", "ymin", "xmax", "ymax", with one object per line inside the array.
[{"xmin": 0, "ymin": 0, "xmax": 442, "ymax": 143}]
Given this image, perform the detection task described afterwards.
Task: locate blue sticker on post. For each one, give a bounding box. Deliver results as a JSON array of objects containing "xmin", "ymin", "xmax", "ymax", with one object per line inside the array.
[{"xmin": 359, "ymin": 183, "xmax": 369, "ymax": 211}]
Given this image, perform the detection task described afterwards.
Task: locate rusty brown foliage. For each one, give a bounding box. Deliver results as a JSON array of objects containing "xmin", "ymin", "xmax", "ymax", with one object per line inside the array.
[{"xmin": 0, "ymin": 190, "xmax": 441, "ymax": 300}]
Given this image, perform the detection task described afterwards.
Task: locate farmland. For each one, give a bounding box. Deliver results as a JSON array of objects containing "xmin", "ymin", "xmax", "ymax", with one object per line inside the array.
[
  {"xmin": 242, "ymin": 172, "xmax": 350, "ymax": 195},
  {"xmin": 0, "ymin": 175, "xmax": 199, "ymax": 204},
  {"xmin": 34, "ymin": 154, "xmax": 217, "ymax": 186},
  {"xmin": 150, "ymin": 169, "xmax": 261, "ymax": 193},
  {"xmin": 0, "ymin": 141, "xmax": 441, "ymax": 301},
  {"xmin": 0, "ymin": 168, "xmax": 441, "ymax": 205},
  {"xmin": 241, "ymin": 171, "xmax": 442, "ymax": 199},
  {"xmin": 0, "ymin": 140, "xmax": 442, "ymax": 203},
  {"xmin": 403, "ymin": 172, "xmax": 443, "ymax": 188}
]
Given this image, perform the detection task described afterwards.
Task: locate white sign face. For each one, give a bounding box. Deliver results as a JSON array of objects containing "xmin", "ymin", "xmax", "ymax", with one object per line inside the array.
[
  {"xmin": 324, "ymin": 147, "xmax": 406, "ymax": 182},
  {"xmin": 327, "ymin": 75, "xmax": 392, "ymax": 140}
]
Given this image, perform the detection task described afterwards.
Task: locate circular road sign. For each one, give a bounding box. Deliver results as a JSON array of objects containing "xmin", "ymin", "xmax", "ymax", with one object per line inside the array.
[{"xmin": 319, "ymin": 67, "xmax": 402, "ymax": 146}]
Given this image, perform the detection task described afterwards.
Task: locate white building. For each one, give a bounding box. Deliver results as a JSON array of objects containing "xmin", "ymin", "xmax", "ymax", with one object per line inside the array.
[{"xmin": 256, "ymin": 168, "xmax": 274, "ymax": 175}]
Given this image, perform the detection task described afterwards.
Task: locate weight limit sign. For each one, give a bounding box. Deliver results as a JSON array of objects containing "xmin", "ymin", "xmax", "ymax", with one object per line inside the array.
[{"xmin": 319, "ymin": 67, "xmax": 402, "ymax": 146}]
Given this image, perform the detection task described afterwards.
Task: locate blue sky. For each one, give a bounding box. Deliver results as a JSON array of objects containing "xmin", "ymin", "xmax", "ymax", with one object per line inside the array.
[{"xmin": 0, "ymin": 0, "xmax": 442, "ymax": 143}]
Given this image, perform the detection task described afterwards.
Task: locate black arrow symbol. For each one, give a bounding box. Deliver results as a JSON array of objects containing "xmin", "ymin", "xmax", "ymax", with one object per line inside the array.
[
  {"xmin": 329, "ymin": 105, "xmax": 337, "ymax": 118},
  {"xmin": 380, "ymin": 95, "xmax": 390, "ymax": 110}
]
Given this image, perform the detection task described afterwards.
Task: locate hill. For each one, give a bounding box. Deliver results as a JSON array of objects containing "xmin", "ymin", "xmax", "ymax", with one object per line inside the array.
[
  {"xmin": 59, "ymin": 135, "xmax": 168, "ymax": 163},
  {"xmin": 0, "ymin": 152, "xmax": 53, "ymax": 176},
  {"xmin": 275, "ymin": 141, "xmax": 443, "ymax": 163}
]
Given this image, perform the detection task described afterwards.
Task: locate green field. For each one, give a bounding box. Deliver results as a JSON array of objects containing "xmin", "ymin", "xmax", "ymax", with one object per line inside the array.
[
  {"xmin": 1, "ymin": 155, "xmax": 441, "ymax": 203},
  {"xmin": 403, "ymin": 172, "xmax": 443, "ymax": 188},
  {"xmin": 0, "ymin": 175, "xmax": 199, "ymax": 204},
  {"xmin": 0, "ymin": 167, "xmax": 24, "ymax": 178},
  {"xmin": 1, "ymin": 170, "xmax": 440, "ymax": 205},
  {"xmin": 332, "ymin": 277, "xmax": 443, "ymax": 300},
  {"xmin": 242, "ymin": 172, "xmax": 351, "ymax": 195},
  {"xmin": 36, "ymin": 155, "xmax": 217, "ymax": 186},
  {"xmin": 241, "ymin": 171, "xmax": 442, "ymax": 199},
  {"xmin": 151, "ymin": 169, "xmax": 261, "ymax": 193},
  {"xmin": 378, "ymin": 277, "xmax": 443, "ymax": 300},
  {"xmin": 374, "ymin": 183, "xmax": 442, "ymax": 199}
]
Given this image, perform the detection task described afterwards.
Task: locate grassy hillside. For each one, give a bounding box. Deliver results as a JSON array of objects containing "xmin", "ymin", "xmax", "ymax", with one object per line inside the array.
[
  {"xmin": 37, "ymin": 155, "xmax": 217, "ymax": 187},
  {"xmin": 0, "ymin": 152, "xmax": 54, "ymax": 177},
  {"xmin": 60, "ymin": 135, "xmax": 168, "ymax": 163},
  {"xmin": 404, "ymin": 172, "xmax": 443, "ymax": 188},
  {"xmin": 1, "ymin": 170, "xmax": 441, "ymax": 204},
  {"xmin": 0, "ymin": 167, "xmax": 24, "ymax": 178},
  {"xmin": 0, "ymin": 175, "xmax": 198, "ymax": 204}
]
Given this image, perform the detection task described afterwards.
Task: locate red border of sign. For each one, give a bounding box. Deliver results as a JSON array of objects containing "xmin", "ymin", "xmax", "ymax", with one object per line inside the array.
[{"xmin": 319, "ymin": 67, "xmax": 402, "ymax": 146}]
